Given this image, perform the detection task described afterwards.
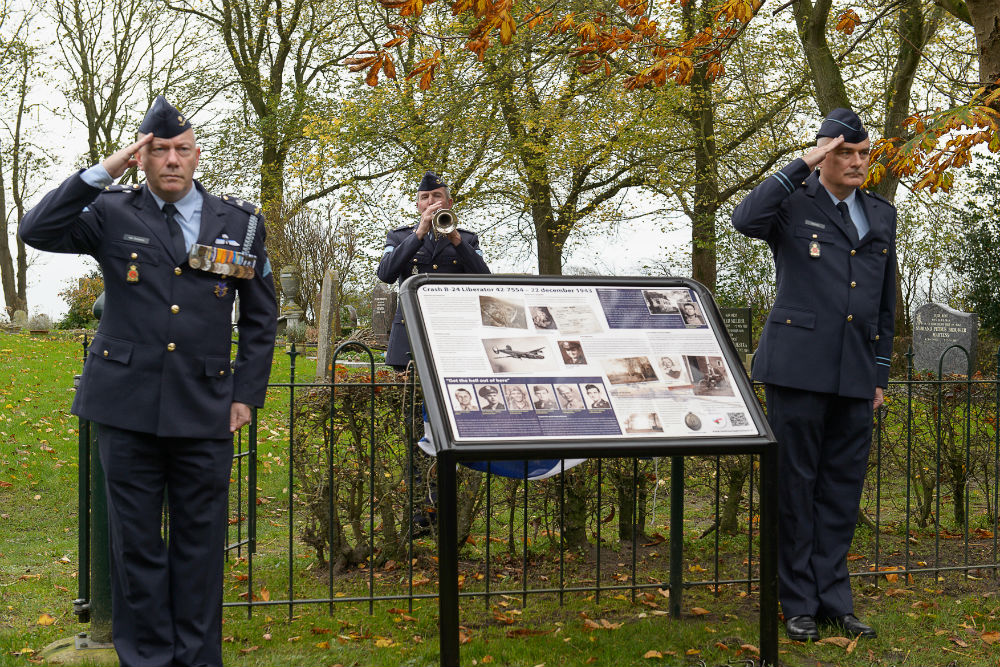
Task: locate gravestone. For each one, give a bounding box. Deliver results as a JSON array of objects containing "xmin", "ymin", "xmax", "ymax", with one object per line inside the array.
[
  {"xmin": 372, "ymin": 281, "xmax": 396, "ymax": 349},
  {"xmin": 315, "ymin": 268, "xmax": 339, "ymax": 382},
  {"xmin": 11, "ymin": 310, "xmax": 27, "ymax": 327},
  {"xmin": 913, "ymin": 302, "xmax": 978, "ymax": 375},
  {"xmin": 720, "ymin": 307, "xmax": 753, "ymax": 371}
]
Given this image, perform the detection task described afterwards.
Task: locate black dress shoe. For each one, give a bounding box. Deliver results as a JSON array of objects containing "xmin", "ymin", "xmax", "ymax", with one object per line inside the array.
[
  {"xmin": 785, "ymin": 615, "xmax": 820, "ymax": 642},
  {"xmin": 819, "ymin": 614, "xmax": 877, "ymax": 638}
]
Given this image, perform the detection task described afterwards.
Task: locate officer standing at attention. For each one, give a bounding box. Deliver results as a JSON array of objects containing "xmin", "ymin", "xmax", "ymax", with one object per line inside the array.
[
  {"xmin": 376, "ymin": 171, "xmax": 490, "ymax": 370},
  {"xmin": 20, "ymin": 96, "xmax": 277, "ymax": 667},
  {"xmin": 732, "ymin": 108, "xmax": 896, "ymax": 642}
]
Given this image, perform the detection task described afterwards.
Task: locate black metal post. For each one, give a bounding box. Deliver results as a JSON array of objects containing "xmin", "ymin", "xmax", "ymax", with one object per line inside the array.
[
  {"xmin": 669, "ymin": 455, "xmax": 683, "ymax": 617},
  {"xmin": 758, "ymin": 446, "xmax": 779, "ymax": 667},
  {"xmin": 88, "ymin": 426, "xmax": 113, "ymax": 643},
  {"xmin": 438, "ymin": 449, "xmax": 460, "ymax": 667},
  {"xmin": 74, "ymin": 415, "xmax": 90, "ymax": 624}
]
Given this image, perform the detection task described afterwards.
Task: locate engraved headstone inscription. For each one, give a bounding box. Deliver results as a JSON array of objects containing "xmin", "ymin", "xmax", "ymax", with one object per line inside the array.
[
  {"xmin": 913, "ymin": 302, "xmax": 978, "ymax": 375},
  {"xmin": 372, "ymin": 280, "xmax": 396, "ymax": 349}
]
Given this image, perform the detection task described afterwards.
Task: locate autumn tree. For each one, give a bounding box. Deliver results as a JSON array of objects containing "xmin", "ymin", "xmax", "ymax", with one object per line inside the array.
[
  {"xmin": 49, "ymin": 0, "xmax": 217, "ymax": 167},
  {"xmin": 57, "ymin": 269, "xmax": 104, "ymax": 329},
  {"xmin": 0, "ymin": 9, "xmax": 48, "ymax": 316},
  {"xmin": 952, "ymin": 156, "xmax": 1000, "ymax": 336}
]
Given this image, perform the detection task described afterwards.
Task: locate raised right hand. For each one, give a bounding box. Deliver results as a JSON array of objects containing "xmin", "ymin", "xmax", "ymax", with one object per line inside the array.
[
  {"xmin": 802, "ymin": 134, "xmax": 845, "ymax": 170},
  {"xmin": 415, "ymin": 202, "xmax": 437, "ymax": 240},
  {"xmin": 101, "ymin": 134, "xmax": 154, "ymax": 180}
]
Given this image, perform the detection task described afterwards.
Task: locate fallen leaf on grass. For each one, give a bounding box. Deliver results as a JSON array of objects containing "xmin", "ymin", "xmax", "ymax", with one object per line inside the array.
[
  {"xmin": 685, "ymin": 648, "xmax": 700, "ymax": 655},
  {"xmin": 238, "ymin": 646, "xmax": 259, "ymax": 654},
  {"xmin": 982, "ymin": 631, "xmax": 1000, "ymax": 644},
  {"xmin": 818, "ymin": 637, "xmax": 852, "ymax": 648},
  {"xmin": 739, "ymin": 644, "xmax": 760, "ymax": 655},
  {"xmin": 311, "ymin": 627, "xmax": 332, "ymax": 634},
  {"xmin": 885, "ymin": 588, "xmax": 912, "ymax": 596},
  {"xmin": 690, "ymin": 607, "xmax": 710, "ymax": 616},
  {"xmin": 481, "ymin": 656, "xmax": 494, "ymax": 663},
  {"xmin": 315, "ymin": 641, "xmax": 329, "ymax": 648},
  {"xmin": 374, "ymin": 637, "xmax": 395, "ymax": 647},
  {"xmin": 506, "ymin": 629, "xmax": 551, "ymax": 638},
  {"xmin": 950, "ymin": 637, "xmax": 970, "ymax": 648},
  {"xmin": 643, "ymin": 649, "xmax": 662, "ymax": 659},
  {"xmin": 37, "ymin": 614, "xmax": 55, "ymax": 626}
]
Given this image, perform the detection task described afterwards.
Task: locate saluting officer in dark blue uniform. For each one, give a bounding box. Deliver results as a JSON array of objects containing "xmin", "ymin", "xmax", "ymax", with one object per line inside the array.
[
  {"xmin": 20, "ymin": 96, "xmax": 277, "ymax": 667},
  {"xmin": 732, "ymin": 108, "xmax": 896, "ymax": 642},
  {"xmin": 376, "ymin": 171, "xmax": 490, "ymax": 370}
]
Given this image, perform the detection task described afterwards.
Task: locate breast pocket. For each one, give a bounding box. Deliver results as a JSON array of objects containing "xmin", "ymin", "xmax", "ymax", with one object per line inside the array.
[
  {"xmin": 105, "ymin": 241, "xmax": 164, "ymax": 285},
  {"xmin": 769, "ymin": 305, "xmax": 816, "ymax": 330}
]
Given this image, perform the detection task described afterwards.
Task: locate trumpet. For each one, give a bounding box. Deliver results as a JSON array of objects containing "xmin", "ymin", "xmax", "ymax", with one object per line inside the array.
[{"xmin": 432, "ymin": 208, "xmax": 458, "ymax": 237}]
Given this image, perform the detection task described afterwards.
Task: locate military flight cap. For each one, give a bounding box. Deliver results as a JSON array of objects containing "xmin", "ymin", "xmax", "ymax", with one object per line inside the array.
[
  {"xmin": 417, "ymin": 171, "xmax": 447, "ymax": 192},
  {"xmin": 816, "ymin": 107, "xmax": 868, "ymax": 144},
  {"xmin": 138, "ymin": 95, "xmax": 192, "ymax": 138}
]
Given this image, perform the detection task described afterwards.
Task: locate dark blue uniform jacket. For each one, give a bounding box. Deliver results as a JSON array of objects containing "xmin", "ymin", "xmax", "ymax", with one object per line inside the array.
[
  {"xmin": 20, "ymin": 173, "xmax": 277, "ymax": 438},
  {"xmin": 376, "ymin": 225, "xmax": 489, "ymax": 368},
  {"xmin": 732, "ymin": 159, "xmax": 896, "ymax": 400}
]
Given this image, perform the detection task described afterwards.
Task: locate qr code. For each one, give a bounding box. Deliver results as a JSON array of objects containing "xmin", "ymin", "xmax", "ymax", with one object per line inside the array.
[{"xmin": 727, "ymin": 412, "xmax": 749, "ymax": 426}]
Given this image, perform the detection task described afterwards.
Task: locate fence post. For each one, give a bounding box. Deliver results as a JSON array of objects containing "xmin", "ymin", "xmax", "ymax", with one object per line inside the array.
[{"xmin": 669, "ymin": 455, "xmax": 684, "ymax": 617}]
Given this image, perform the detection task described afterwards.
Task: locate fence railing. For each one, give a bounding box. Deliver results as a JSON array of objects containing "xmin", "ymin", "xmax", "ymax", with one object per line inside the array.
[{"xmin": 215, "ymin": 344, "xmax": 1000, "ymax": 621}]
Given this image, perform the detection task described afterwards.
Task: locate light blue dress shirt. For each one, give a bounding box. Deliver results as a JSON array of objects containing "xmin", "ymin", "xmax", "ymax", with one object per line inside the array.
[
  {"xmin": 81, "ymin": 164, "xmax": 204, "ymax": 251},
  {"xmin": 824, "ymin": 188, "xmax": 870, "ymax": 240}
]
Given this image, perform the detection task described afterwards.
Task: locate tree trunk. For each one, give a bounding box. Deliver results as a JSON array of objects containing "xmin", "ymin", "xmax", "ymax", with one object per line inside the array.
[
  {"xmin": 562, "ymin": 468, "xmax": 591, "ymax": 551},
  {"xmin": 793, "ymin": 0, "xmax": 851, "ymax": 113},
  {"xmin": 685, "ymin": 0, "xmax": 721, "ymax": 291},
  {"xmin": 967, "ymin": 0, "xmax": 1000, "ymax": 88},
  {"xmin": 719, "ymin": 463, "xmax": 748, "ymax": 535}
]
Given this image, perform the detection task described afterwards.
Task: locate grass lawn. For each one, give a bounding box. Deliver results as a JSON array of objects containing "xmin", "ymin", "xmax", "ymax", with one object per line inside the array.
[{"xmin": 3, "ymin": 333, "xmax": 1000, "ymax": 666}]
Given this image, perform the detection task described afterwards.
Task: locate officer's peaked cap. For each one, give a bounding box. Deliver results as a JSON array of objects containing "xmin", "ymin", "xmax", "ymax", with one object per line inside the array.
[
  {"xmin": 816, "ymin": 108, "xmax": 868, "ymax": 144},
  {"xmin": 417, "ymin": 171, "xmax": 447, "ymax": 192},
  {"xmin": 138, "ymin": 95, "xmax": 192, "ymax": 138}
]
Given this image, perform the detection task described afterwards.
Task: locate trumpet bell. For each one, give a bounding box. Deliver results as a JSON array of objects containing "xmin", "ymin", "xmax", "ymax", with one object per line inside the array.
[{"xmin": 432, "ymin": 209, "xmax": 458, "ymax": 236}]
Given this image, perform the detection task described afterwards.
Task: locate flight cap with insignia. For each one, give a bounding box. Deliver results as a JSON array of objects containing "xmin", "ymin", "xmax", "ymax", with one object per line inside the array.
[
  {"xmin": 417, "ymin": 171, "xmax": 447, "ymax": 192},
  {"xmin": 816, "ymin": 107, "xmax": 868, "ymax": 144},
  {"xmin": 138, "ymin": 95, "xmax": 192, "ymax": 138}
]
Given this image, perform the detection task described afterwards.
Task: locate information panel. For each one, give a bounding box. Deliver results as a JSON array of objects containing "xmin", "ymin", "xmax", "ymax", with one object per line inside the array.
[{"xmin": 402, "ymin": 276, "xmax": 768, "ymax": 451}]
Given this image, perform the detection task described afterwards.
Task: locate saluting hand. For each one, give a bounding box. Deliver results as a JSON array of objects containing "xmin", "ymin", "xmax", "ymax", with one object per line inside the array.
[
  {"xmin": 101, "ymin": 134, "xmax": 154, "ymax": 180},
  {"xmin": 802, "ymin": 134, "xmax": 845, "ymax": 170}
]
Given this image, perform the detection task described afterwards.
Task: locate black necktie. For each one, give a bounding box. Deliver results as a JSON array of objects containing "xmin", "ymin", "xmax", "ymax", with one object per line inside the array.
[
  {"xmin": 836, "ymin": 201, "xmax": 859, "ymax": 245},
  {"xmin": 162, "ymin": 203, "xmax": 187, "ymax": 262}
]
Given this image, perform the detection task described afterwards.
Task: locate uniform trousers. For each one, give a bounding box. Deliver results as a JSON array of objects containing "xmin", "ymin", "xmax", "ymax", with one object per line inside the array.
[
  {"xmin": 98, "ymin": 424, "xmax": 233, "ymax": 667},
  {"xmin": 764, "ymin": 385, "xmax": 873, "ymax": 619}
]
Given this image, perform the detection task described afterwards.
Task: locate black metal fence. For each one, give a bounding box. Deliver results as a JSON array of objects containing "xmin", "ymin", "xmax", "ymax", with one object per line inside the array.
[{"xmin": 215, "ymin": 343, "xmax": 1000, "ymax": 622}]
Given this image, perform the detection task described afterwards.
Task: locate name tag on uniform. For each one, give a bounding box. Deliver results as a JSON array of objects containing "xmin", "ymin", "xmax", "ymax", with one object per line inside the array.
[
  {"xmin": 124, "ymin": 234, "xmax": 150, "ymax": 244},
  {"xmin": 804, "ymin": 220, "xmax": 826, "ymax": 229}
]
